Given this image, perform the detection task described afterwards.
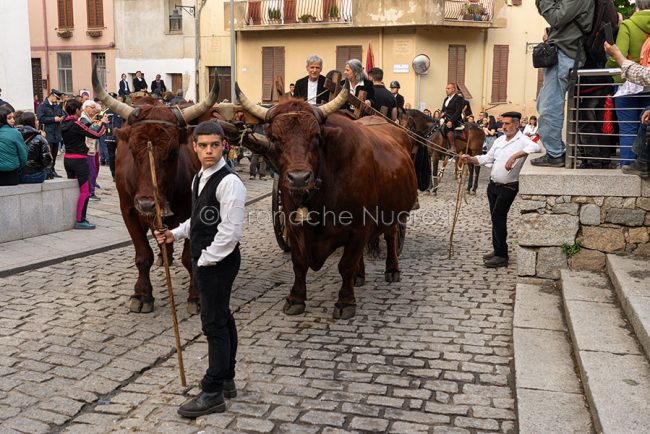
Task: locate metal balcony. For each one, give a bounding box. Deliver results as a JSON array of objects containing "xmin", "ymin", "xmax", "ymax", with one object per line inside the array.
[{"xmin": 228, "ymin": 0, "xmax": 501, "ymax": 30}]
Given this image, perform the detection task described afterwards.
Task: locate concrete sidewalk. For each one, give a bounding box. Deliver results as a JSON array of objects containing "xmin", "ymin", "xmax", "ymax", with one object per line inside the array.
[{"xmin": 0, "ymin": 157, "xmax": 273, "ymax": 277}]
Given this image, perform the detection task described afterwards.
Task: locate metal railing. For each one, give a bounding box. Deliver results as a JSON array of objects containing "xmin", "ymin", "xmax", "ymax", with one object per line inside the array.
[
  {"xmin": 244, "ymin": 0, "xmax": 352, "ymax": 26},
  {"xmin": 444, "ymin": 0, "xmax": 494, "ymax": 23},
  {"xmin": 566, "ymin": 68, "xmax": 646, "ymax": 169}
]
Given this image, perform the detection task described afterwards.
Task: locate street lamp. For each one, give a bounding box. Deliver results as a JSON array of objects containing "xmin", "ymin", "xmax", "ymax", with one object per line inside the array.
[{"xmin": 175, "ymin": 4, "xmax": 196, "ymax": 16}]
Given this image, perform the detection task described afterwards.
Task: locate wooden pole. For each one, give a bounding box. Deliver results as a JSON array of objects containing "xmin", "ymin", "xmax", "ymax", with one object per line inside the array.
[
  {"xmin": 448, "ymin": 138, "xmax": 471, "ymax": 259},
  {"xmin": 147, "ymin": 141, "xmax": 187, "ymax": 387}
]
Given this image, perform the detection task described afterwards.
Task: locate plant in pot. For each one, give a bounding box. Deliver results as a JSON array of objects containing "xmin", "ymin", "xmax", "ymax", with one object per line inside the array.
[
  {"xmin": 268, "ymin": 8, "xmax": 281, "ymax": 22},
  {"xmin": 299, "ymin": 14, "xmax": 316, "ymax": 23},
  {"xmin": 328, "ymin": 4, "xmax": 339, "ymax": 21}
]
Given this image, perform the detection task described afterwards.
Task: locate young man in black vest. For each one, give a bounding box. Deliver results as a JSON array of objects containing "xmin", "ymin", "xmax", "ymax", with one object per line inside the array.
[{"xmin": 155, "ymin": 121, "xmax": 246, "ymax": 417}]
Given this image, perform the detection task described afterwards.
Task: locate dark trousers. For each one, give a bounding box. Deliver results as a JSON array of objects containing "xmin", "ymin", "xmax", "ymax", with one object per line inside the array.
[
  {"xmin": 487, "ymin": 181, "xmax": 518, "ymax": 258},
  {"xmin": 192, "ymin": 246, "xmax": 240, "ymax": 393},
  {"xmin": 107, "ymin": 140, "xmax": 117, "ymax": 179},
  {"xmin": 49, "ymin": 141, "xmax": 61, "ymax": 173},
  {"xmin": 634, "ymin": 120, "xmax": 650, "ymax": 162},
  {"xmin": 0, "ymin": 169, "xmax": 20, "ymax": 186}
]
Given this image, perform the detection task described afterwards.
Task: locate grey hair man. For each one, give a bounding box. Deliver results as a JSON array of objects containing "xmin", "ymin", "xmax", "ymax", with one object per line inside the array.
[{"xmin": 294, "ymin": 54, "xmax": 328, "ymax": 105}]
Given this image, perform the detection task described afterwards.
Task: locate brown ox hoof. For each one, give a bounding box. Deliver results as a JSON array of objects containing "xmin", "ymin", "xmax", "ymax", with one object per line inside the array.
[
  {"xmin": 283, "ymin": 300, "xmax": 306, "ymax": 316},
  {"xmin": 187, "ymin": 301, "xmax": 200, "ymax": 315},
  {"xmin": 333, "ymin": 304, "xmax": 356, "ymax": 320},
  {"xmin": 385, "ymin": 270, "xmax": 401, "ymax": 282},
  {"xmin": 129, "ymin": 298, "xmax": 154, "ymax": 313},
  {"xmin": 354, "ymin": 274, "xmax": 365, "ymax": 287}
]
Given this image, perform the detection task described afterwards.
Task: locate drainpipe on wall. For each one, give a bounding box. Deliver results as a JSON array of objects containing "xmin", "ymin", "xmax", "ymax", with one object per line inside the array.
[
  {"xmin": 195, "ymin": 0, "xmax": 206, "ymax": 102},
  {"xmin": 230, "ymin": 0, "xmax": 236, "ymax": 103},
  {"xmin": 42, "ymin": 0, "xmax": 51, "ymax": 95}
]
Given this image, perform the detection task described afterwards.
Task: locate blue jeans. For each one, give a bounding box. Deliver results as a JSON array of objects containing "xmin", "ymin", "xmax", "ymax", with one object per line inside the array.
[
  {"xmin": 536, "ymin": 50, "xmax": 575, "ymax": 158},
  {"xmin": 614, "ymin": 95, "xmax": 650, "ymax": 166},
  {"xmin": 19, "ymin": 170, "xmax": 48, "ymax": 184}
]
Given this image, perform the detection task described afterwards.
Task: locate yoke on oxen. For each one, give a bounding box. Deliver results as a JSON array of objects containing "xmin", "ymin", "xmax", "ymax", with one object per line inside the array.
[
  {"xmin": 233, "ymin": 80, "xmax": 417, "ymax": 320},
  {"xmin": 92, "ymin": 64, "xmax": 221, "ymax": 314}
]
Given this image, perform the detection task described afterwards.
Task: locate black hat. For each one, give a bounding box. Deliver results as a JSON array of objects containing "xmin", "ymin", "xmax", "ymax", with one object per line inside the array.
[
  {"xmin": 50, "ymin": 89, "xmax": 63, "ymax": 99},
  {"xmin": 501, "ymin": 111, "xmax": 522, "ymax": 121},
  {"xmin": 390, "ymin": 80, "xmax": 400, "ymax": 89}
]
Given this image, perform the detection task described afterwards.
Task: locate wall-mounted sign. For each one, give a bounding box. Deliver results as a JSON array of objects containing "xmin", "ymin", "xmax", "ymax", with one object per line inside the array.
[{"xmin": 393, "ymin": 64, "xmax": 409, "ymax": 73}]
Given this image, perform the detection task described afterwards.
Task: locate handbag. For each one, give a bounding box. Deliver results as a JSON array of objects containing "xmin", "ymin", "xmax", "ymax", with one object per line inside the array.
[{"xmin": 532, "ymin": 42, "xmax": 558, "ymax": 68}]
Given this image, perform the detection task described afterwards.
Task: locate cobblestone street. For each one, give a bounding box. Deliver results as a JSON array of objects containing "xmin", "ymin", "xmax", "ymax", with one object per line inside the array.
[{"xmin": 0, "ymin": 172, "xmax": 522, "ymax": 434}]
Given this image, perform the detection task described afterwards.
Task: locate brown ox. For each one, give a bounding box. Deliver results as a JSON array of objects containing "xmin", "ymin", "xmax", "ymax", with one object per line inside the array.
[
  {"xmin": 92, "ymin": 66, "xmax": 220, "ymax": 314},
  {"xmin": 237, "ymin": 83, "xmax": 417, "ymax": 319}
]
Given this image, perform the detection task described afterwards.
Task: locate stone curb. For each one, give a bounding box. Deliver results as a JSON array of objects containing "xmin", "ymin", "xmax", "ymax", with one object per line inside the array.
[
  {"xmin": 0, "ymin": 192, "xmax": 272, "ymax": 278},
  {"xmin": 606, "ymin": 254, "xmax": 650, "ymax": 363}
]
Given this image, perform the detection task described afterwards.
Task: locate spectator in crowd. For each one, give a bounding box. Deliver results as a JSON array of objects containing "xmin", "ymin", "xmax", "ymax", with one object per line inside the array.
[
  {"xmin": 16, "ymin": 111, "xmax": 52, "ymax": 184},
  {"xmin": 294, "ymin": 55, "xmax": 328, "ymax": 105},
  {"xmin": 151, "ymin": 74, "xmax": 167, "ymax": 95},
  {"xmin": 423, "ymin": 109, "xmax": 432, "ymax": 117},
  {"xmin": 404, "ymin": 102, "xmax": 412, "ymax": 110},
  {"xmin": 523, "ymin": 116, "xmax": 540, "ymax": 142},
  {"xmin": 605, "ymin": 1, "xmax": 650, "ymax": 166},
  {"xmin": 466, "ymin": 114, "xmax": 475, "ymax": 124},
  {"xmin": 133, "ymin": 70, "xmax": 147, "ymax": 92},
  {"xmin": 288, "ymin": 83, "xmax": 295, "ymax": 97},
  {"xmin": 105, "ymin": 95, "xmax": 124, "ymax": 182},
  {"xmin": 33, "ymin": 94, "xmax": 40, "ymax": 112},
  {"xmin": 389, "ymin": 81, "xmax": 405, "ymax": 114},
  {"xmin": 61, "ymin": 99, "xmax": 107, "ymax": 229},
  {"xmin": 432, "ymin": 110, "xmax": 442, "ymax": 122},
  {"xmin": 119, "ymin": 73, "xmax": 131, "ymax": 97},
  {"xmin": 461, "ymin": 112, "xmax": 541, "ymax": 268},
  {"xmin": 81, "ymin": 91, "xmax": 90, "ymax": 103},
  {"xmin": 605, "ymin": 40, "xmax": 650, "ymax": 177},
  {"xmin": 0, "ymin": 105, "xmax": 27, "ymax": 186},
  {"xmin": 80, "ymin": 100, "xmax": 106, "ymax": 200},
  {"xmin": 37, "ymin": 89, "xmax": 65, "ymax": 179},
  {"xmin": 533, "ymin": 0, "xmax": 594, "ymax": 167},
  {"xmin": 343, "ymin": 59, "xmax": 375, "ymax": 108},
  {"xmin": 154, "ymin": 121, "xmax": 246, "ymax": 419},
  {"xmin": 249, "ymin": 122, "xmax": 268, "ymax": 180},
  {"xmin": 440, "ymin": 83, "xmax": 465, "ymax": 153},
  {"xmin": 368, "ymin": 67, "xmax": 397, "ymax": 120},
  {"xmin": 482, "ymin": 115, "xmax": 498, "ymax": 152}
]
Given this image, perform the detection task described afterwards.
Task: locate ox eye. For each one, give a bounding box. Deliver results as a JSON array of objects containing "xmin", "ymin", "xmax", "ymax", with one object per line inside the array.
[{"xmin": 166, "ymin": 149, "xmax": 179, "ymax": 161}]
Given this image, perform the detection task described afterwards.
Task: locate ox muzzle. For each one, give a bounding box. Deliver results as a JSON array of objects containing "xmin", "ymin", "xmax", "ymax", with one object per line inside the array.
[
  {"xmin": 135, "ymin": 197, "xmax": 174, "ymax": 218},
  {"xmin": 286, "ymin": 170, "xmax": 313, "ymax": 189}
]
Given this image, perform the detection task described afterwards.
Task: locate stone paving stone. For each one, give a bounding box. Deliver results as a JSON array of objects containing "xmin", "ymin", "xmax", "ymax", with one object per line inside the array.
[
  {"xmin": 349, "ymin": 416, "xmax": 389, "ymax": 432},
  {"xmin": 299, "ymin": 410, "xmax": 346, "ymax": 427},
  {"xmin": 236, "ymin": 417, "xmax": 275, "ymax": 432},
  {"xmin": 3, "ymin": 416, "xmax": 52, "ymax": 434}
]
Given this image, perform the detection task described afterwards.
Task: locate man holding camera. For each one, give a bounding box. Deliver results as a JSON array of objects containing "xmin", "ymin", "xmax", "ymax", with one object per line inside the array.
[{"xmin": 532, "ymin": 0, "xmax": 594, "ymax": 167}]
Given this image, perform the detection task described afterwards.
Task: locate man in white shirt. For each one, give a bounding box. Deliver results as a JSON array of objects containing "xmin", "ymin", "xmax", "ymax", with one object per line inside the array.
[
  {"xmin": 154, "ymin": 121, "xmax": 247, "ymax": 417},
  {"xmin": 461, "ymin": 112, "xmax": 542, "ymax": 268},
  {"xmin": 293, "ymin": 55, "xmax": 328, "ymax": 105}
]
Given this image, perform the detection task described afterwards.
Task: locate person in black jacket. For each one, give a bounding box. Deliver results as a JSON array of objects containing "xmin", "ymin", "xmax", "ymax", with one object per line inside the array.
[
  {"xmin": 293, "ymin": 55, "xmax": 328, "ymax": 105},
  {"xmin": 16, "ymin": 112, "xmax": 52, "ymax": 184},
  {"xmin": 368, "ymin": 68, "xmax": 396, "ymax": 120},
  {"xmin": 151, "ymin": 74, "xmax": 167, "ymax": 95},
  {"xmin": 133, "ymin": 71, "xmax": 148, "ymax": 92},
  {"xmin": 441, "ymin": 83, "xmax": 465, "ymax": 153},
  {"xmin": 343, "ymin": 59, "xmax": 374, "ymax": 111},
  {"xmin": 390, "ymin": 81, "xmax": 405, "ymax": 114},
  {"xmin": 37, "ymin": 89, "xmax": 65, "ymax": 178},
  {"xmin": 60, "ymin": 99, "xmax": 107, "ymax": 230},
  {"xmin": 118, "ymin": 73, "xmax": 131, "ymax": 97},
  {"xmin": 104, "ymin": 95, "xmax": 124, "ymax": 182}
]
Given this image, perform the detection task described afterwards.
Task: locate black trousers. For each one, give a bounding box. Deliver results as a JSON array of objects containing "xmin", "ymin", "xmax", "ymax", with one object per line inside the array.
[
  {"xmin": 487, "ymin": 181, "xmax": 518, "ymax": 258},
  {"xmin": 106, "ymin": 140, "xmax": 117, "ymax": 179},
  {"xmin": 192, "ymin": 246, "xmax": 240, "ymax": 393}
]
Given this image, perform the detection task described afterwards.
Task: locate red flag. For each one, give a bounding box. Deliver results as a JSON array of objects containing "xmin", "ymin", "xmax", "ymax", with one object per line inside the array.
[{"xmin": 366, "ymin": 41, "xmax": 374, "ymax": 72}]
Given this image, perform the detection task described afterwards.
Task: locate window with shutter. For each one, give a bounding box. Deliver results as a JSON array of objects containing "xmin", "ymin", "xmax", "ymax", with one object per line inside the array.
[
  {"xmin": 336, "ymin": 45, "xmax": 362, "ymax": 73},
  {"xmin": 87, "ymin": 0, "xmax": 104, "ymax": 28},
  {"xmin": 262, "ymin": 47, "xmax": 285, "ymax": 102},
  {"xmin": 536, "ymin": 68, "xmax": 544, "ymax": 98},
  {"xmin": 447, "ymin": 45, "xmax": 466, "ymax": 85},
  {"xmin": 58, "ymin": 0, "xmax": 74, "ymax": 29},
  {"xmin": 491, "ymin": 45, "xmax": 509, "ymax": 103}
]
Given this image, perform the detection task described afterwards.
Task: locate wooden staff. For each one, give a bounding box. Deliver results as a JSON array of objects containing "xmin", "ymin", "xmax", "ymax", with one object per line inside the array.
[
  {"xmin": 448, "ymin": 139, "xmax": 471, "ymax": 259},
  {"xmin": 147, "ymin": 141, "xmax": 187, "ymax": 387}
]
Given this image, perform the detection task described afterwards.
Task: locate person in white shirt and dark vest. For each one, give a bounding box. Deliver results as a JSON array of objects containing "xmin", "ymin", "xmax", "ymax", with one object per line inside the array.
[
  {"xmin": 154, "ymin": 121, "xmax": 247, "ymax": 417},
  {"xmin": 461, "ymin": 112, "xmax": 542, "ymax": 268}
]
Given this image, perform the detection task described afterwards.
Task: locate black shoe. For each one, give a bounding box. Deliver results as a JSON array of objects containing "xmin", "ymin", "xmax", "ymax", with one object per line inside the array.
[
  {"xmin": 530, "ymin": 154, "xmax": 565, "ymax": 167},
  {"xmin": 485, "ymin": 256, "xmax": 508, "ymax": 268},
  {"xmin": 51, "ymin": 170, "xmax": 62, "ymax": 178},
  {"xmin": 177, "ymin": 391, "xmax": 225, "ymax": 418},
  {"xmin": 622, "ymin": 160, "xmax": 650, "ymax": 178},
  {"xmin": 482, "ymin": 252, "xmax": 495, "ymax": 261},
  {"xmin": 224, "ymin": 379, "xmax": 237, "ymax": 399}
]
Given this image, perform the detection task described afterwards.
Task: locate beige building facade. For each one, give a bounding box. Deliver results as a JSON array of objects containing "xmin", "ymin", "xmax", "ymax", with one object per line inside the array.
[
  {"xmin": 218, "ymin": 0, "xmax": 547, "ymax": 116},
  {"xmin": 28, "ymin": 0, "xmax": 116, "ymax": 100}
]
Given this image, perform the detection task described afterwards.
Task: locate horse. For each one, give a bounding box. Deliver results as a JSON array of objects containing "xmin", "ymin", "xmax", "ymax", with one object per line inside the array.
[{"xmin": 400, "ymin": 109, "xmax": 485, "ymax": 194}]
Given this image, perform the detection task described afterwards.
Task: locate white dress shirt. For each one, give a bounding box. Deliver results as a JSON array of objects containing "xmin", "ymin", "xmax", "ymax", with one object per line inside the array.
[
  {"xmin": 307, "ymin": 79, "xmax": 318, "ymax": 104},
  {"xmin": 475, "ymin": 130, "xmax": 541, "ymax": 184},
  {"xmin": 171, "ymin": 158, "xmax": 247, "ymax": 266}
]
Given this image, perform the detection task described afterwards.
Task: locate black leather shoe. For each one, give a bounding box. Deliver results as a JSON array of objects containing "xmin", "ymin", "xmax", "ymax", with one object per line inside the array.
[
  {"xmin": 622, "ymin": 160, "xmax": 650, "ymax": 178},
  {"xmin": 530, "ymin": 154, "xmax": 565, "ymax": 167},
  {"xmin": 482, "ymin": 252, "xmax": 495, "ymax": 261},
  {"xmin": 224, "ymin": 379, "xmax": 237, "ymax": 398},
  {"xmin": 51, "ymin": 170, "xmax": 62, "ymax": 178},
  {"xmin": 177, "ymin": 391, "xmax": 225, "ymax": 418},
  {"xmin": 485, "ymin": 256, "xmax": 508, "ymax": 268}
]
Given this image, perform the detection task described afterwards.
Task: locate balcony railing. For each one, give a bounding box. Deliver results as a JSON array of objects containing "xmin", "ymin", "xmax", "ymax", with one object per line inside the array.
[
  {"xmin": 444, "ymin": 0, "xmax": 494, "ymax": 23},
  {"xmin": 245, "ymin": 0, "xmax": 352, "ymax": 26}
]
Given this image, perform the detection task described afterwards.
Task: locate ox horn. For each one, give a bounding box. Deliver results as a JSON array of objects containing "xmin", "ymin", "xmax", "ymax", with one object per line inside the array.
[
  {"xmin": 92, "ymin": 63, "xmax": 134, "ymax": 121},
  {"xmin": 181, "ymin": 76, "xmax": 220, "ymax": 122},
  {"xmin": 317, "ymin": 79, "xmax": 349, "ymax": 118},
  {"xmin": 235, "ymin": 83, "xmax": 270, "ymax": 121}
]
